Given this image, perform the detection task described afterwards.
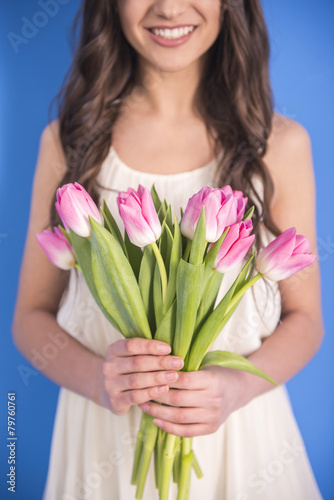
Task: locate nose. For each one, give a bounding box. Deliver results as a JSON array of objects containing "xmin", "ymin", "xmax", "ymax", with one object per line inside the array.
[{"xmin": 153, "ymin": 0, "xmax": 188, "ymax": 20}]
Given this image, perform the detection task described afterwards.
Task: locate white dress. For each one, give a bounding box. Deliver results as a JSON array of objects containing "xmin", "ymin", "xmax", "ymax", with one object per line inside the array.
[{"xmin": 43, "ymin": 147, "xmax": 322, "ymax": 500}]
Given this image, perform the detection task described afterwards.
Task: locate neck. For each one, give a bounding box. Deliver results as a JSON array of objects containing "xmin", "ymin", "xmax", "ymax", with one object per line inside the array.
[{"xmin": 131, "ymin": 56, "xmax": 206, "ymax": 120}]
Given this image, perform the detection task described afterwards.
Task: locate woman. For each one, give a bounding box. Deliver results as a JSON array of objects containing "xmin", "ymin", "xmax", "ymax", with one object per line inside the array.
[{"xmin": 12, "ymin": 1, "xmax": 323, "ymax": 499}]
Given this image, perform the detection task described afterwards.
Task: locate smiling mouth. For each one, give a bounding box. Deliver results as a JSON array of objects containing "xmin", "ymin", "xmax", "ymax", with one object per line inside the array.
[{"xmin": 147, "ymin": 25, "xmax": 197, "ymax": 40}]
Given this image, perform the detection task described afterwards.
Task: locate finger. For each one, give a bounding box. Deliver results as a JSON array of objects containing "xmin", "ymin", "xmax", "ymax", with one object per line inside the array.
[
  {"xmin": 121, "ymin": 384, "xmax": 169, "ymax": 409},
  {"xmin": 109, "ymin": 354, "xmax": 184, "ymax": 375},
  {"xmin": 167, "ymin": 371, "xmax": 210, "ymax": 390},
  {"xmin": 152, "ymin": 419, "xmax": 213, "ymax": 438},
  {"xmin": 154, "ymin": 389, "xmax": 205, "ymax": 407},
  {"xmin": 117, "ymin": 370, "xmax": 178, "ymax": 391},
  {"xmin": 139, "ymin": 401, "xmax": 213, "ymax": 425},
  {"xmin": 109, "ymin": 338, "xmax": 172, "ymax": 357}
]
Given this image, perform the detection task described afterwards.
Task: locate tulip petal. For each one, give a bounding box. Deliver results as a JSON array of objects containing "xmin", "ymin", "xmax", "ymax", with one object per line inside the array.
[
  {"xmin": 202, "ymin": 191, "xmax": 222, "ymax": 242},
  {"xmin": 293, "ymin": 235, "xmax": 311, "ymax": 255},
  {"xmin": 140, "ymin": 187, "xmax": 162, "ymax": 239},
  {"xmin": 264, "ymin": 253, "xmax": 315, "ymax": 281},
  {"xmin": 36, "ymin": 229, "xmax": 76, "ymax": 270},
  {"xmin": 55, "ymin": 201, "xmax": 70, "ymax": 232},
  {"xmin": 117, "ymin": 186, "xmax": 162, "ymax": 247},
  {"xmin": 119, "ymin": 204, "xmax": 156, "ymax": 247},
  {"xmin": 55, "ymin": 183, "xmax": 102, "ymax": 237},
  {"xmin": 181, "ymin": 187, "xmax": 238, "ymax": 242},
  {"xmin": 215, "ymin": 235, "xmax": 255, "ymax": 273},
  {"xmin": 257, "ymin": 228, "xmax": 297, "ymax": 274}
]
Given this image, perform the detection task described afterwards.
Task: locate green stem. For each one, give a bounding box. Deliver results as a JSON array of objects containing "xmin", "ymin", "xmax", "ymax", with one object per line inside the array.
[
  {"xmin": 192, "ymin": 451, "xmax": 203, "ymax": 479},
  {"xmin": 135, "ymin": 416, "xmax": 158, "ymax": 500},
  {"xmin": 131, "ymin": 412, "xmax": 146, "ymax": 485},
  {"xmin": 151, "ymin": 241, "xmax": 168, "ymax": 304},
  {"xmin": 224, "ymin": 273, "xmax": 263, "ymax": 316},
  {"xmin": 183, "ymin": 240, "xmax": 192, "ymax": 262},
  {"xmin": 173, "ymin": 438, "xmax": 181, "ymax": 484},
  {"xmin": 177, "ymin": 452, "xmax": 193, "ymax": 499},
  {"xmin": 182, "ymin": 437, "xmax": 192, "ymax": 455},
  {"xmin": 160, "ymin": 434, "xmax": 178, "ymax": 500},
  {"xmin": 154, "ymin": 428, "xmax": 166, "ymax": 490}
]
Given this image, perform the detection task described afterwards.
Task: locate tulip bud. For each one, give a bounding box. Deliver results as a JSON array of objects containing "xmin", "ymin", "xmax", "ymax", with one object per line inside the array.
[
  {"xmin": 55, "ymin": 182, "xmax": 102, "ymax": 237},
  {"xmin": 181, "ymin": 186, "xmax": 234, "ymax": 243},
  {"xmin": 117, "ymin": 185, "xmax": 161, "ymax": 247},
  {"xmin": 213, "ymin": 220, "xmax": 255, "ymax": 273},
  {"xmin": 257, "ymin": 227, "xmax": 315, "ymax": 281},
  {"xmin": 36, "ymin": 227, "xmax": 76, "ymax": 270}
]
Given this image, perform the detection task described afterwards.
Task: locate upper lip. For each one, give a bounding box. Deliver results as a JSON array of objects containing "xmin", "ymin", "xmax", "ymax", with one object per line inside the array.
[{"xmin": 146, "ymin": 24, "xmax": 197, "ymax": 30}]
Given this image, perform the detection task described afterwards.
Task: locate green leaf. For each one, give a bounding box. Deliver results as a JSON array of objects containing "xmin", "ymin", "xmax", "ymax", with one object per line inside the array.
[
  {"xmin": 164, "ymin": 204, "xmax": 173, "ymax": 234},
  {"xmin": 189, "ymin": 208, "xmax": 207, "ymax": 265},
  {"xmin": 154, "ymin": 300, "xmax": 177, "ymax": 345},
  {"xmin": 69, "ymin": 229, "xmax": 122, "ymax": 334},
  {"xmin": 138, "ymin": 245, "xmax": 156, "ymax": 334},
  {"xmin": 58, "ymin": 225, "xmax": 72, "ymax": 245},
  {"xmin": 101, "ymin": 199, "xmax": 127, "ymax": 254},
  {"xmin": 159, "ymin": 222, "xmax": 173, "ymax": 276},
  {"xmin": 157, "ymin": 199, "xmax": 168, "ymax": 225},
  {"xmin": 200, "ymin": 227, "xmax": 229, "ymax": 292},
  {"xmin": 203, "ymin": 227, "xmax": 229, "ymax": 279},
  {"xmin": 193, "ymin": 271, "xmax": 223, "ymax": 338},
  {"xmin": 200, "ymin": 350, "xmax": 278, "ymax": 385},
  {"xmin": 242, "ymin": 205, "xmax": 255, "ymax": 221},
  {"xmin": 233, "ymin": 253, "xmax": 256, "ymax": 295},
  {"xmin": 173, "ymin": 260, "xmax": 205, "ymax": 359},
  {"xmin": 246, "ymin": 252, "xmax": 256, "ymax": 282},
  {"xmin": 124, "ymin": 231, "xmax": 143, "ymax": 280},
  {"xmin": 151, "ymin": 184, "xmax": 162, "ymax": 214},
  {"xmin": 90, "ymin": 217, "xmax": 152, "ymax": 339},
  {"xmin": 186, "ymin": 255, "xmax": 256, "ymax": 371},
  {"xmin": 153, "ymin": 263, "xmax": 163, "ymax": 328},
  {"xmin": 164, "ymin": 214, "xmax": 182, "ymax": 313}
]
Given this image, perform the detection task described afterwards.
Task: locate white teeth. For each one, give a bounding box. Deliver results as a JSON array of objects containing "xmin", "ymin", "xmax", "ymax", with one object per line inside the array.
[{"xmin": 151, "ymin": 26, "xmax": 195, "ymax": 40}]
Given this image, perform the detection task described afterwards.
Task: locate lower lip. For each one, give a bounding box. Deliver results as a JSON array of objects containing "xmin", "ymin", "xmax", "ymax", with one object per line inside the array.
[{"xmin": 145, "ymin": 28, "xmax": 196, "ymax": 48}]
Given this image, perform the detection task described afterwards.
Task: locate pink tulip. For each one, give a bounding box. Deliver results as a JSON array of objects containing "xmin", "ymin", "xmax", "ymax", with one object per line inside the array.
[
  {"xmin": 55, "ymin": 182, "xmax": 102, "ymax": 237},
  {"xmin": 213, "ymin": 220, "xmax": 255, "ymax": 273},
  {"xmin": 257, "ymin": 227, "xmax": 315, "ymax": 281},
  {"xmin": 36, "ymin": 227, "xmax": 76, "ymax": 270},
  {"xmin": 117, "ymin": 185, "xmax": 161, "ymax": 247},
  {"xmin": 221, "ymin": 185, "xmax": 248, "ymax": 225},
  {"xmin": 181, "ymin": 186, "xmax": 235, "ymax": 243}
]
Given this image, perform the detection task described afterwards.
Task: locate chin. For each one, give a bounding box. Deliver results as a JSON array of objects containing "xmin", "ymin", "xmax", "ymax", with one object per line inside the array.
[{"xmin": 144, "ymin": 54, "xmax": 201, "ymax": 74}]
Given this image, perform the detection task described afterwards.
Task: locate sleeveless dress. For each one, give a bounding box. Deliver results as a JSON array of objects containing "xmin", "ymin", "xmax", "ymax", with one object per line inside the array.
[{"xmin": 43, "ymin": 147, "xmax": 322, "ymax": 500}]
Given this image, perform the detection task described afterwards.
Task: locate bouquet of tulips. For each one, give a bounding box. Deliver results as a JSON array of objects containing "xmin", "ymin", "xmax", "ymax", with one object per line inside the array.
[{"xmin": 37, "ymin": 181, "xmax": 315, "ymax": 500}]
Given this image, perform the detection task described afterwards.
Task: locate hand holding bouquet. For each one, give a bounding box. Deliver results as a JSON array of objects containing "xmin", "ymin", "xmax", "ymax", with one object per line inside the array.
[{"xmin": 37, "ymin": 181, "xmax": 315, "ymax": 500}]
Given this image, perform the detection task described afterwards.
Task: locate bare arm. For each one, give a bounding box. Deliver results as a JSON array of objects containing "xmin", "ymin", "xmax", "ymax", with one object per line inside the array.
[
  {"xmin": 139, "ymin": 117, "xmax": 325, "ymax": 437},
  {"xmin": 245, "ymin": 116, "xmax": 324, "ymax": 397},
  {"xmin": 12, "ymin": 122, "xmax": 106, "ymax": 403}
]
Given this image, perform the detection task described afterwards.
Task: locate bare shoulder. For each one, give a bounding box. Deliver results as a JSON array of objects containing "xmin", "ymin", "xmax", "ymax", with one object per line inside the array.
[
  {"xmin": 37, "ymin": 119, "xmax": 66, "ymax": 179},
  {"xmin": 269, "ymin": 113, "xmax": 311, "ymax": 146},
  {"xmin": 31, "ymin": 120, "xmax": 67, "ymax": 228},
  {"xmin": 264, "ymin": 113, "xmax": 314, "ymax": 214},
  {"xmin": 266, "ymin": 113, "xmax": 312, "ymax": 175},
  {"xmin": 13, "ymin": 120, "xmax": 69, "ymax": 323}
]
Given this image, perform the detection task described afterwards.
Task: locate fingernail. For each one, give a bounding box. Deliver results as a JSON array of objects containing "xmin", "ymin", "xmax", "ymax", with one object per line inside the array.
[
  {"xmin": 157, "ymin": 385, "xmax": 168, "ymax": 394},
  {"xmin": 158, "ymin": 343, "xmax": 171, "ymax": 354},
  {"xmin": 170, "ymin": 358, "xmax": 184, "ymax": 369},
  {"xmin": 140, "ymin": 403, "xmax": 150, "ymax": 412},
  {"xmin": 165, "ymin": 371, "xmax": 178, "ymax": 382},
  {"xmin": 153, "ymin": 419, "xmax": 164, "ymax": 429}
]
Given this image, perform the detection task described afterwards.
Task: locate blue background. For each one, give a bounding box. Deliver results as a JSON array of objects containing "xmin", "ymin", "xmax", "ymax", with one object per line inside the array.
[{"xmin": 0, "ymin": 1, "xmax": 333, "ymax": 499}]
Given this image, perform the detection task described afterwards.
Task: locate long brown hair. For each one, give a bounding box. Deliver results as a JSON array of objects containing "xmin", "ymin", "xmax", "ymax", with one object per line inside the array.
[{"xmin": 50, "ymin": 0, "xmax": 281, "ymax": 250}]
